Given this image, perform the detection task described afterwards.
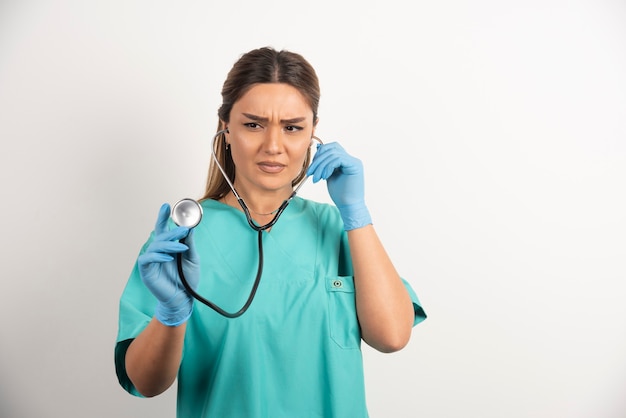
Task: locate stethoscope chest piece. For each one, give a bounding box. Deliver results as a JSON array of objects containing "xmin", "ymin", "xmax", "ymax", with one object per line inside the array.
[{"xmin": 171, "ymin": 198, "xmax": 203, "ymax": 228}]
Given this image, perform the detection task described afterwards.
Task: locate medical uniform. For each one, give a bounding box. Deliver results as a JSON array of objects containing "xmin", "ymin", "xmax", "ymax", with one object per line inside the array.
[{"xmin": 115, "ymin": 197, "xmax": 426, "ymax": 417}]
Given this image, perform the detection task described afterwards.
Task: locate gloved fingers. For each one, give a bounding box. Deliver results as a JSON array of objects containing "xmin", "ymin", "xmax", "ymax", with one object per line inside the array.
[
  {"xmin": 307, "ymin": 142, "xmax": 339, "ymax": 176},
  {"xmin": 307, "ymin": 145, "xmax": 341, "ymax": 181},
  {"xmin": 308, "ymin": 144, "xmax": 361, "ymax": 182},
  {"xmin": 144, "ymin": 240, "xmax": 189, "ymax": 256},
  {"xmin": 138, "ymin": 251, "xmax": 175, "ymax": 265},
  {"xmin": 318, "ymin": 143, "xmax": 362, "ymax": 175},
  {"xmin": 337, "ymin": 155, "xmax": 362, "ymax": 176},
  {"xmin": 153, "ymin": 226, "xmax": 190, "ymax": 243},
  {"xmin": 319, "ymin": 154, "xmax": 344, "ymax": 181},
  {"xmin": 307, "ymin": 156, "xmax": 336, "ymax": 182},
  {"xmin": 154, "ymin": 203, "xmax": 172, "ymax": 235}
]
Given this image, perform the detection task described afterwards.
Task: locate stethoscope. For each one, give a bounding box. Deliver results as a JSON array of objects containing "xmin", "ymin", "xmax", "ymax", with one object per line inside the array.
[{"xmin": 170, "ymin": 129, "xmax": 323, "ymax": 318}]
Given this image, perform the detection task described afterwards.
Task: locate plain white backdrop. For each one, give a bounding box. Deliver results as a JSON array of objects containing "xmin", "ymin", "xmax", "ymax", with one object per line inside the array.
[{"xmin": 1, "ymin": 1, "xmax": 625, "ymax": 417}]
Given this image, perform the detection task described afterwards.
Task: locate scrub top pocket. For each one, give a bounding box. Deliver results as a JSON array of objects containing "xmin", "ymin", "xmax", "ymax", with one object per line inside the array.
[{"xmin": 326, "ymin": 276, "xmax": 361, "ymax": 349}]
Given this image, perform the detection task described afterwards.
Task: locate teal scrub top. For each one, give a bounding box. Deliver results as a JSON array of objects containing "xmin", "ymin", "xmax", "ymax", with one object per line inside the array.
[{"xmin": 115, "ymin": 197, "xmax": 426, "ymax": 418}]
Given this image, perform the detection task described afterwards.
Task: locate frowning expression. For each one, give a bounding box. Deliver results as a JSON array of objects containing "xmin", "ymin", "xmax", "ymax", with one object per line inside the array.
[{"xmin": 224, "ymin": 83, "xmax": 316, "ymax": 197}]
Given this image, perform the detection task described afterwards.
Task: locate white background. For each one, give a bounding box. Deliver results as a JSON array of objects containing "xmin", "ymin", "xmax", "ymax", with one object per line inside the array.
[{"xmin": 1, "ymin": 1, "xmax": 625, "ymax": 417}]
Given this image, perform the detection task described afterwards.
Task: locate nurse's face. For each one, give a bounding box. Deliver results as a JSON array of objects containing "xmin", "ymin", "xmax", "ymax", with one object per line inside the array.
[{"xmin": 224, "ymin": 83, "xmax": 316, "ymax": 197}]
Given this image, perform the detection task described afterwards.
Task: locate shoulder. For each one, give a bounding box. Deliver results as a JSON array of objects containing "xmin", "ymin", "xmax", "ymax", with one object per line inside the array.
[
  {"xmin": 293, "ymin": 197, "xmax": 341, "ymax": 224},
  {"xmin": 291, "ymin": 198, "xmax": 346, "ymax": 248},
  {"xmin": 199, "ymin": 198, "xmax": 229, "ymax": 212}
]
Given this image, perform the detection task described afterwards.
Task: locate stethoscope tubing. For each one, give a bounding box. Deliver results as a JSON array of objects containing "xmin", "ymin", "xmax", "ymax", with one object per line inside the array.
[
  {"xmin": 177, "ymin": 232, "xmax": 263, "ymax": 318},
  {"xmin": 176, "ymin": 129, "xmax": 322, "ymax": 318}
]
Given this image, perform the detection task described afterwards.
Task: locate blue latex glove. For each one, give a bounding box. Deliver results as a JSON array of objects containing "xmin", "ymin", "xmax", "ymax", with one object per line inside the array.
[
  {"xmin": 137, "ymin": 203, "xmax": 200, "ymax": 326},
  {"xmin": 307, "ymin": 142, "xmax": 372, "ymax": 230}
]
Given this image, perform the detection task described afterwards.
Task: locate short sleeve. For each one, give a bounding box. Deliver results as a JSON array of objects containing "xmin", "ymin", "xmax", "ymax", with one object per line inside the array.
[
  {"xmin": 401, "ymin": 278, "xmax": 427, "ymax": 326},
  {"xmin": 114, "ymin": 241, "xmax": 159, "ymax": 397}
]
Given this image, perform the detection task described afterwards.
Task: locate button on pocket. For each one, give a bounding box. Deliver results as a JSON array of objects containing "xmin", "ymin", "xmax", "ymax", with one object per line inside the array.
[{"xmin": 326, "ymin": 276, "xmax": 360, "ymax": 349}]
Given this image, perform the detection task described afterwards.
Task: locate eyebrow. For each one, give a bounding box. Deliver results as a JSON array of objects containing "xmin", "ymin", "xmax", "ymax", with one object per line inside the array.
[{"xmin": 242, "ymin": 113, "xmax": 307, "ymax": 124}]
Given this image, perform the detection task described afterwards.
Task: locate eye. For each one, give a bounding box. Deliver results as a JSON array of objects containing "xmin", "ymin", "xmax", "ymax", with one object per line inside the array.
[
  {"xmin": 285, "ymin": 125, "xmax": 304, "ymax": 133},
  {"xmin": 244, "ymin": 122, "xmax": 262, "ymax": 129}
]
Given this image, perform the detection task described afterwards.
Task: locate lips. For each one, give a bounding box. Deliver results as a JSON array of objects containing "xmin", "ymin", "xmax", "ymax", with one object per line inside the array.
[{"xmin": 258, "ymin": 161, "xmax": 286, "ymax": 174}]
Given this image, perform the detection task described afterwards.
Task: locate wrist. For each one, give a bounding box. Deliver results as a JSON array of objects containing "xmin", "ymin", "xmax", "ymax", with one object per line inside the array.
[
  {"xmin": 337, "ymin": 202, "xmax": 372, "ymax": 231},
  {"xmin": 155, "ymin": 301, "xmax": 193, "ymax": 327}
]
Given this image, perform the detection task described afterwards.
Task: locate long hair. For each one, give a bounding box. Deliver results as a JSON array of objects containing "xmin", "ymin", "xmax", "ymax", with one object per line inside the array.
[{"xmin": 200, "ymin": 47, "xmax": 320, "ymax": 201}]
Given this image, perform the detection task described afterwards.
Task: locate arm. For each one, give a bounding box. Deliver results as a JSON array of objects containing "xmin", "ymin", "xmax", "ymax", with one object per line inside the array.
[
  {"xmin": 348, "ymin": 225, "xmax": 414, "ymax": 352},
  {"xmin": 124, "ymin": 203, "xmax": 200, "ymax": 396},
  {"xmin": 307, "ymin": 142, "xmax": 414, "ymax": 353},
  {"xmin": 126, "ymin": 320, "xmax": 186, "ymax": 397}
]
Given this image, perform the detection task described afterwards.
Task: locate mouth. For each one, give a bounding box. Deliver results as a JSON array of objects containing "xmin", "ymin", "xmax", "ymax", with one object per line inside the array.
[{"xmin": 257, "ymin": 161, "xmax": 286, "ymax": 174}]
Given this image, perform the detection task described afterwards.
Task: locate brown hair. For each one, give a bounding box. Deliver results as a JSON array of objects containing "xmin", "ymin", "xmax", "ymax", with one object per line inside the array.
[{"xmin": 200, "ymin": 47, "xmax": 320, "ymax": 201}]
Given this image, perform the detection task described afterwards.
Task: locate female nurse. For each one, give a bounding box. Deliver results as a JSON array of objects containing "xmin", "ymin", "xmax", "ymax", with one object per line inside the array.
[{"xmin": 115, "ymin": 46, "xmax": 427, "ymax": 417}]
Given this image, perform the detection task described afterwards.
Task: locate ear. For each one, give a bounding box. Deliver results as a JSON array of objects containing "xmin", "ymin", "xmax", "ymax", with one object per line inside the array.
[
  {"xmin": 310, "ymin": 117, "xmax": 318, "ymax": 140},
  {"xmin": 220, "ymin": 120, "xmax": 229, "ymax": 133}
]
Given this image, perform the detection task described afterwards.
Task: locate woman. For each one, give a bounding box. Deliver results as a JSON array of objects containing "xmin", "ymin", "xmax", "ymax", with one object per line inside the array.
[{"xmin": 115, "ymin": 46, "xmax": 426, "ymax": 417}]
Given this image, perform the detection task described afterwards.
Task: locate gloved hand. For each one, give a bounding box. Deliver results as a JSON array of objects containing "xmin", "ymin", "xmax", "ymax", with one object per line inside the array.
[
  {"xmin": 307, "ymin": 142, "xmax": 372, "ymax": 230},
  {"xmin": 137, "ymin": 203, "xmax": 200, "ymax": 326}
]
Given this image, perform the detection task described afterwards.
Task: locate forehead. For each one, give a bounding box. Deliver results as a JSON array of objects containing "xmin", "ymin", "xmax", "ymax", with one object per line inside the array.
[{"xmin": 233, "ymin": 83, "xmax": 312, "ymax": 118}]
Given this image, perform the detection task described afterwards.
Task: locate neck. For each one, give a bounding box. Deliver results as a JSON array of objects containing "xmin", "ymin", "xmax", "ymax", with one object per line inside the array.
[{"xmin": 224, "ymin": 186, "xmax": 292, "ymax": 217}]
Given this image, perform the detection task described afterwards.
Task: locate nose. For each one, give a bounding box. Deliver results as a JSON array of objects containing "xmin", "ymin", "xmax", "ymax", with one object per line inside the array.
[{"xmin": 263, "ymin": 127, "xmax": 283, "ymax": 154}]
